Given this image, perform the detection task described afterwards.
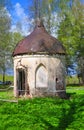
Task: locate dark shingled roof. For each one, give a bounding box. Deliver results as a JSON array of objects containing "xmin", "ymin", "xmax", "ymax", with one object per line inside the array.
[{"xmin": 12, "ymin": 20, "xmax": 65, "ymax": 56}]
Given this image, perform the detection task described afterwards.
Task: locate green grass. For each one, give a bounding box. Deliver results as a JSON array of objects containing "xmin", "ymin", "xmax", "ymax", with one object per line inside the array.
[
  {"xmin": 0, "ymin": 89, "xmax": 16, "ymax": 100},
  {"xmin": 66, "ymin": 86, "xmax": 84, "ymax": 95},
  {"xmin": 0, "ymin": 74, "xmax": 13, "ymax": 82},
  {"xmin": 0, "ymin": 87, "xmax": 84, "ymax": 130}
]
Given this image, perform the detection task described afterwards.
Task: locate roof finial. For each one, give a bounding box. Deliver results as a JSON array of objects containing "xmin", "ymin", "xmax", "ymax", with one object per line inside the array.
[{"xmin": 34, "ymin": 0, "xmax": 44, "ymax": 27}]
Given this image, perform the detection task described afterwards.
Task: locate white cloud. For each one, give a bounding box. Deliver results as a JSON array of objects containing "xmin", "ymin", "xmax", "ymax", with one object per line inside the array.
[
  {"xmin": 14, "ymin": 3, "xmax": 26, "ymax": 18},
  {"xmin": 11, "ymin": 3, "xmax": 33, "ymax": 36},
  {"xmin": 10, "ymin": 25, "xmax": 17, "ymax": 33}
]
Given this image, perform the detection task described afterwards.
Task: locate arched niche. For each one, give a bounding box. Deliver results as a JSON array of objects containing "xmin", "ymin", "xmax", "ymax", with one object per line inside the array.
[
  {"xmin": 35, "ymin": 64, "xmax": 48, "ymax": 88},
  {"xmin": 16, "ymin": 67, "xmax": 29, "ymax": 96}
]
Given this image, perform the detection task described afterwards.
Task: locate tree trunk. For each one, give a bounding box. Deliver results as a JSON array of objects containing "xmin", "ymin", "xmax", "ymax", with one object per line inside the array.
[
  {"xmin": 2, "ymin": 70, "xmax": 5, "ymax": 83},
  {"xmin": 81, "ymin": 72, "xmax": 84, "ymax": 85}
]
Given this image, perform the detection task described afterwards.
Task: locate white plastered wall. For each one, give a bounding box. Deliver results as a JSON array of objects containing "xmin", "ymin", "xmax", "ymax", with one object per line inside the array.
[{"xmin": 13, "ymin": 54, "xmax": 65, "ymax": 96}]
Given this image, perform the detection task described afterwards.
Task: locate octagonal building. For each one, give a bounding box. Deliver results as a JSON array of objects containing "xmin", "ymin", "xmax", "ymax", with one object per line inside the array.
[{"xmin": 12, "ymin": 19, "xmax": 66, "ymax": 98}]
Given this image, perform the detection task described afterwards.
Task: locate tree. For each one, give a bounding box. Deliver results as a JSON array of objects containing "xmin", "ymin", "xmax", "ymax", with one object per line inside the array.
[
  {"xmin": 0, "ymin": 5, "xmax": 11, "ymax": 82},
  {"xmin": 11, "ymin": 32, "xmax": 23, "ymax": 52},
  {"xmin": 41, "ymin": 0, "xmax": 53, "ymax": 33},
  {"xmin": 73, "ymin": 0, "xmax": 84, "ymax": 84},
  {"xmin": 30, "ymin": 0, "xmax": 58, "ymax": 34},
  {"xmin": 29, "ymin": 0, "xmax": 84, "ymax": 81},
  {"xmin": 57, "ymin": 0, "xmax": 84, "ymax": 83}
]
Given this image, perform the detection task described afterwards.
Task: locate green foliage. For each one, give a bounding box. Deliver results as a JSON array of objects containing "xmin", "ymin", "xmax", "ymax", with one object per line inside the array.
[
  {"xmin": 57, "ymin": 0, "xmax": 84, "ymax": 77},
  {"xmin": 0, "ymin": 90, "xmax": 84, "ymax": 130},
  {"xmin": 66, "ymin": 75, "xmax": 79, "ymax": 85},
  {"xmin": 0, "ymin": 2, "xmax": 12, "ymax": 82},
  {"xmin": 11, "ymin": 32, "xmax": 23, "ymax": 52},
  {"xmin": 0, "ymin": 1, "xmax": 23, "ymax": 82}
]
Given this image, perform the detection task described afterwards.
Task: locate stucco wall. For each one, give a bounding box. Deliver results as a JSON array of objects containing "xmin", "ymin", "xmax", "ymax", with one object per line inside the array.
[{"xmin": 13, "ymin": 54, "xmax": 66, "ymax": 97}]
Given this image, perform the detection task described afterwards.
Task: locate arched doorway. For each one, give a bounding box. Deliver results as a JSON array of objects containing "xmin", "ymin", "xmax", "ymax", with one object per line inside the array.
[{"xmin": 17, "ymin": 69, "xmax": 26, "ymax": 96}]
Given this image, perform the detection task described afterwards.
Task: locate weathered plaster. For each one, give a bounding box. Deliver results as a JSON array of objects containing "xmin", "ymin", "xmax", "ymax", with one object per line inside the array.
[{"xmin": 13, "ymin": 54, "xmax": 66, "ymax": 97}]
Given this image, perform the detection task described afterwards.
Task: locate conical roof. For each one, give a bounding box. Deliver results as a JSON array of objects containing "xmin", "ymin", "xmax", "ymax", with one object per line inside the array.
[{"xmin": 13, "ymin": 19, "xmax": 65, "ymax": 56}]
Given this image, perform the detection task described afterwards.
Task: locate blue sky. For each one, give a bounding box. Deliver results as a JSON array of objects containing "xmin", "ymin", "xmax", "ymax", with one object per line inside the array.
[
  {"xmin": 11, "ymin": 0, "xmax": 33, "ymax": 11},
  {"xmin": 11, "ymin": 0, "xmax": 33, "ymax": 17},
  {"xmin": 9, "ymin": 0, "xmax": 34, "ymax": 35}
]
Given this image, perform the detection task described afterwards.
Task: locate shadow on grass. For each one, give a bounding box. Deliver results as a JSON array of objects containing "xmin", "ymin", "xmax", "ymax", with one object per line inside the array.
[
  {"xmin": 39, "ymin": 94, "xmax": 78, "ymax": 130},
  {"xmin": 56, "ymin": 101, "xmax": 76, "ymax": 130},
  {"xmin": 66, "ymin": 92, "xmax": 76, "ymax": 99},
  {"xmin": 40, "ymin": 118, "xmax": 56, "ymax": 130},
  {"xmin": 67, "ymin": 84, "xmax": 80, "ymax": 87}
]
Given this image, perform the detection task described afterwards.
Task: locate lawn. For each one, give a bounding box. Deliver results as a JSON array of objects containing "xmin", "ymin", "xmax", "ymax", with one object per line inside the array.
[
  {"xmin": 0, "ymin": 86, "xmax": 84, "ymax": 130},
  {"xmin": 66, "ymin": 86, "xmax": 84, "ymax": 95},
  {"xmin": 0, "ymin": 89, "xmax": 16, "ymax": 100},
  {"xmin": 0, "ymin": 74, "xmax": 13, "ymax": 82}
]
